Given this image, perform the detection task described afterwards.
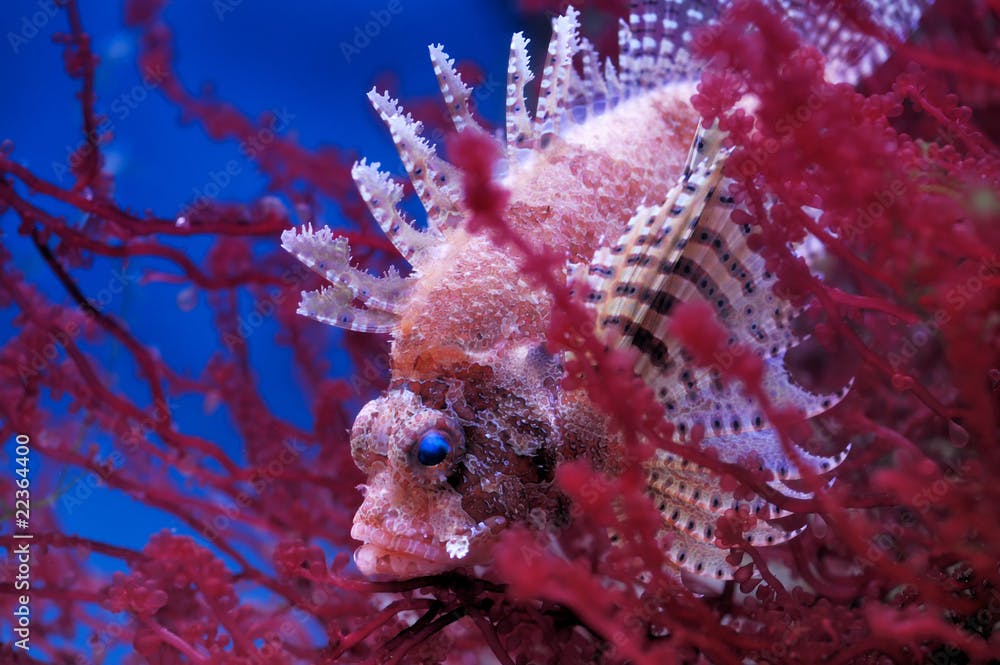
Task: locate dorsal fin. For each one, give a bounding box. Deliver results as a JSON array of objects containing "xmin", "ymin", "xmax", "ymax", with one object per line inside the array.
[
  {"xmin": 505, "ymin": 32, "xmax": 536, "ymax": 153},
  {"xmin": 534, "ymin": 6, "xmax": 581, "ymax": 142},
  {"xmin": 367, "ymin": 89, "xmax": 465, "ymax": 229},
  {"xmin": 351, "ymin": 159, "xmax": 443, "ymax": 263},
  {"xmin": 611, "ymin": 0, "xmax": 932, "ymax": 92},
  {"xmin": 428, "ymin": 44, "xmax": 483, "ymax": 134}
]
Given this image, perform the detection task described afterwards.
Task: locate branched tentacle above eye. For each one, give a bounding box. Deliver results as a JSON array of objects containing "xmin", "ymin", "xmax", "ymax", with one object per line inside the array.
[{"xmin": 296, "ymin": 283, "xmax": 399, "ymax": 334}]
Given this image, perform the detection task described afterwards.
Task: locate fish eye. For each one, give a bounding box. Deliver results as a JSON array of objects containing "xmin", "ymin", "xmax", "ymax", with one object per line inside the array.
[{"xmin": 415, "ymin": 430, "xmax": 451, "ymax": 466}]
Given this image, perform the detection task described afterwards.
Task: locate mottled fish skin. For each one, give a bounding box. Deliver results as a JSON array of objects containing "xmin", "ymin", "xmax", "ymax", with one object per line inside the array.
[{"xmin": 282, "ymin": 1, "xmax": 930, "ymax": 580}]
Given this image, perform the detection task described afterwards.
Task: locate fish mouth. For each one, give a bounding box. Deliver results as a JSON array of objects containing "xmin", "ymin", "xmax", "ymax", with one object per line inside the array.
[{"xmin": 351, "ymin": 519, "xmax": 504, "ymax": 579}]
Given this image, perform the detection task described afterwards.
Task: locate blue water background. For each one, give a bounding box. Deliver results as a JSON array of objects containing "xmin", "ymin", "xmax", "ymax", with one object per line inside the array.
[{"xmin": 0, "ymin": 0, "xmax": 523, "ymax": 656}]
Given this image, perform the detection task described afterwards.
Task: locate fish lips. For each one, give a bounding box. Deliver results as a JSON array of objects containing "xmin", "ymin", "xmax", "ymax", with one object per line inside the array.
[{"xmin": 351, "ymin": 518, "xmax": 505, "ymax": 579}]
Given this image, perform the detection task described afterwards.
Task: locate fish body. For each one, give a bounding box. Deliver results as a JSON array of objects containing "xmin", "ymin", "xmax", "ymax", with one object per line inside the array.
[{"xmin": 282, "ymin": 1, "xmax": 928, "ymax": 580}]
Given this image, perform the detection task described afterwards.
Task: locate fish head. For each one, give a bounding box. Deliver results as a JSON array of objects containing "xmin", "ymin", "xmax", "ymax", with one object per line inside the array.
[{"xmin": 349, "ymin": 347, "xmax": 563, "ymax": 579}]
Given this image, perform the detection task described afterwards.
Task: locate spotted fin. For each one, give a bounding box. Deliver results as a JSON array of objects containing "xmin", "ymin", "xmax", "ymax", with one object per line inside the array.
[
  {"xmin": 534, "ymin": 7, "xmax": 582, "ymax": 142},
  {"xmin": 428, "ymin": 43, "xmax": 483, "ymax": 135},
  {"xmin": 351, "ymin": 159, "xmax": 443, "ymax": 263},
  {"xmin": 368, "ymin": 89, "xmax": 466, "ymax": 230},
  {"xmin": 646, "ymin": 449, "xmax": 807, "ymax": 580},
  {"xmin": 583, "ymin": 122, "xmax": 849, "ymax": 576},
  {"xmin": 585, "ymin": 122, "xmax": 847, "ymax": 438},
  {"xmin": 505, "ymin": 32, "xmax": 537, "ymax": 153},
  {"xmin": 280, "ymin": 224, "xmax": 414, "ymax": 333},
  {"xmin": 614, "ymin": 0, "xmax": 932, "ymax": 91}
]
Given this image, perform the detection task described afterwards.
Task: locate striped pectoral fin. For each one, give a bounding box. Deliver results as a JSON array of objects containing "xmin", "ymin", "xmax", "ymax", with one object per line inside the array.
[
  {"xmin": 587, "ymin": 121, "xmax": 730, "ymax": 382},
  {"xmin": 757, "ymin": 355, "xmax": 853, "ymax": 420},
  {"xmin": 585, "ymin": 119, "xmax": 851, "ymax": 430},
  {"xmin": 696, "ymin": 425, "xmax": 852, "ymax": 483},
  {"xmin": 649, "ymin": 450, "xmax": 792, "ymax": 519},
  {"xmin": 660, "ymin": 355, "xmax": 852, "ymax": 482},
  {"xmin": 646, "ymin": 451, "xmax": 806, "ymax": 581},
  {"xmin": 665, "ymin": 532, "xmax": 737, "ymax": 580},
  {"xmin": 663, "ymin": 523, "xmax": 805, "ymax": 580}
]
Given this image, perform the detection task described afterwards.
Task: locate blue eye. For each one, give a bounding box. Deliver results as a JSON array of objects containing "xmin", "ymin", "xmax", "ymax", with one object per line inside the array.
[{"xmin": 416, "ymin": 430, "xmax": 451, "ymax": 466}]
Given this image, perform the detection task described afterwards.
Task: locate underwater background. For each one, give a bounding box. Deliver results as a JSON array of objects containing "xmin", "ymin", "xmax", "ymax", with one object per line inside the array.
[
  {"xmin": 0, "ymin": 0, "xmax": 520, "ymax": 562},
  {"xmin": 0, "ymin": 1, "xmax": 530, "ymax": 660}
]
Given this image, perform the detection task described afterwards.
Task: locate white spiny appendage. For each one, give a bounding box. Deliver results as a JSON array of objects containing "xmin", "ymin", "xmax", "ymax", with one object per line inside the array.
[
  {"xmin": 428, "ymin": 43, "xmax": 483, "ymax": 134},
  {"xmin": 617, "ymin": 19, "xmax": 638, "ymax": 94},
  {"xmin": 534, "ymin": 6, "xmax": 581, "ymax": 140},
  {"xmin": 576, "ymin": 38, "xmax": 606, "ymax": 118},
  {"xmin": 680, "ymin": 422, "xmax": 852, "ymax": 484},
  {"xmin": 351, "ymin": 159, "xmax": 443, "ymax": 262},
  {"xmin": 628, "ymin": 5, "xmax": 661, "ymax": 90},
  {"xmin": 505, "ymin": 32, "xmax": 536, "ymax": 153},
  {"xmin": 280, "ymin": 224, "xmax": 348, "ymax": 284},
  {"xmin": 366, "ymin": 89, "xmax": 465, "ymax": 229},
  {"xmin": 645, "ymin": 446, "xmax": 815, "ymax": 579},
  {"xmin": 280, "ymin": 224, "xmax": 412, "ymax": 332},
  {"xmin": 298, "ymin": 284, "xmax": 399, "ymax": 334},
  {"xmin": 603, "ymin": 56, "xmax": 623, "ymax": 102},
  {"xmin": 766, "ymin": 478, "xmax": 815, "ymax": 501}
]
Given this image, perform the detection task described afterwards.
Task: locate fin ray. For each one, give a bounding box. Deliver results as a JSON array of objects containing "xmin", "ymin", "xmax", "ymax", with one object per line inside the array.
[
  {"xmin": 367, "ymin": 89, "xmax": 464, "ymax": 229},
  {"xmin": 506, "ymin": 32, "xmax": 536, "ymax": 153},
  {"xmin": 351, "ymin": 159, "xmax": 443, "ymax": 263},
  {"xmin": 534, "ymin": 7, "xmax": 581, "ymax": 141},
  {"xmin": 428, "ymin": 44, "xmax": 483, "ymax": 134}
]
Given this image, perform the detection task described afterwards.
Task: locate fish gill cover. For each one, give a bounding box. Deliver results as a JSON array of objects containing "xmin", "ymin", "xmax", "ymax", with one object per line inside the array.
[{"xmin": 0, "ymin": 0, "xmax": 998, "ymax": 663}]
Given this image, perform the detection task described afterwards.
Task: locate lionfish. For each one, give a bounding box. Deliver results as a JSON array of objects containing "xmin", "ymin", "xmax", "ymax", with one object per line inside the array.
[{"xmin": 282, "ymin": 0, "xmax": 928, "ymax": 580}]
